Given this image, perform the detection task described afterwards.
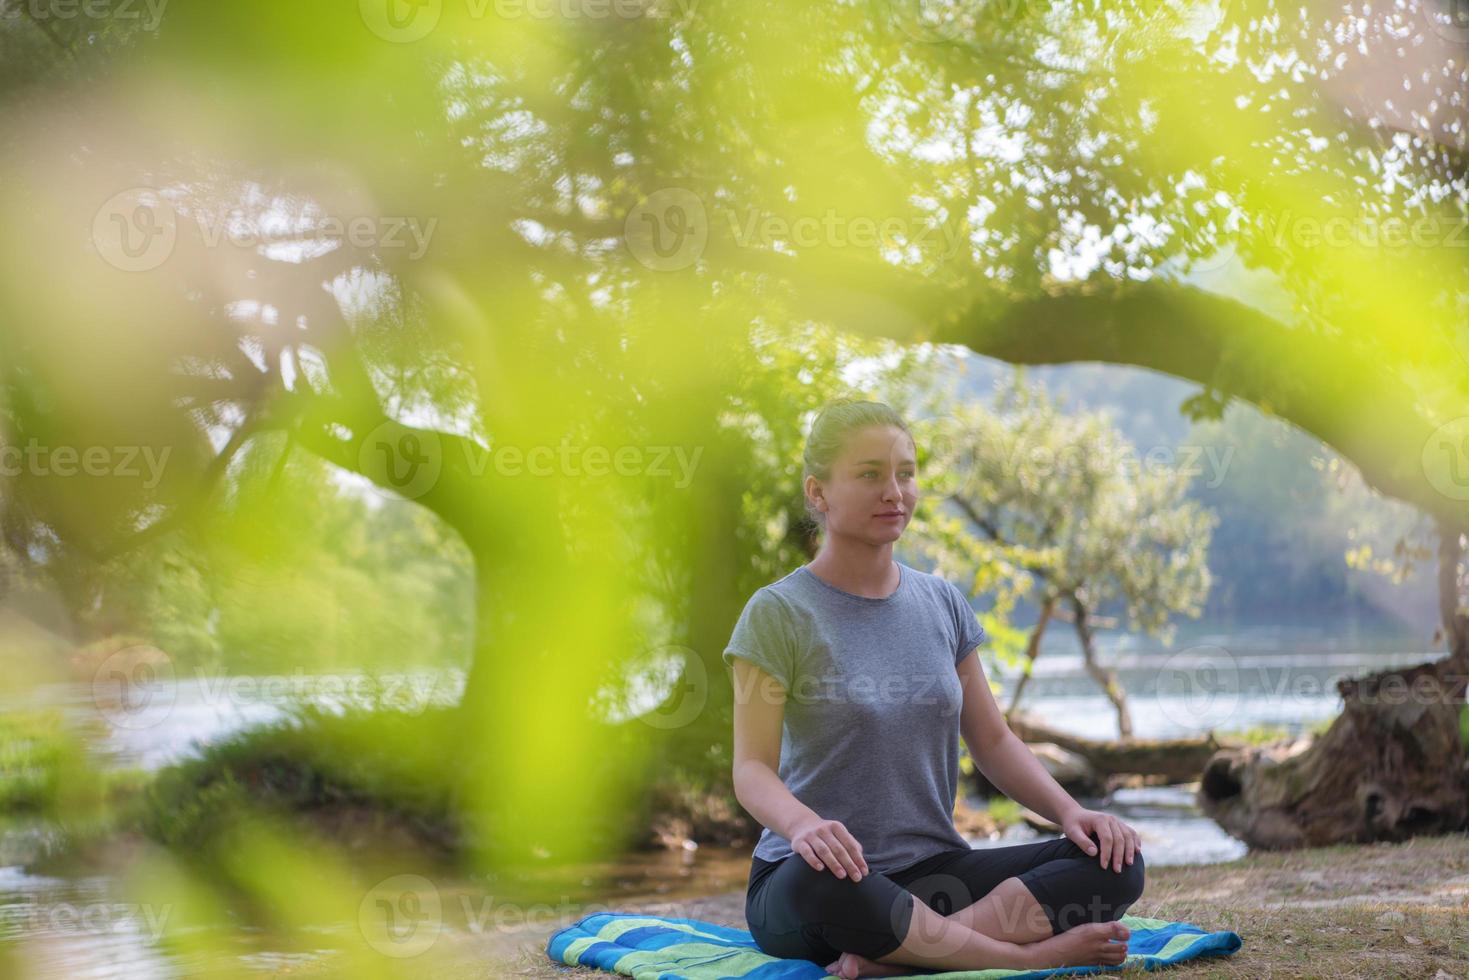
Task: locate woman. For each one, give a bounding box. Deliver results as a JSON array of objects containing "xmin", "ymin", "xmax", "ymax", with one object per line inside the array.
[{"xmin": 724, "ymin": 400, "xmax": 1145, "ymax": 978}]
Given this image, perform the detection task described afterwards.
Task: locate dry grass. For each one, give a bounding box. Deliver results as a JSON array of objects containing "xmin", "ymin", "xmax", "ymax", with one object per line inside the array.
[{"xmin": 456, "ymin": 831, "xmax": 1469, "ymax": 979}]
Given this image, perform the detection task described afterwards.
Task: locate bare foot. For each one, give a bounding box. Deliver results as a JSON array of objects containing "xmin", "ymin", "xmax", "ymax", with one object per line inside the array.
[
  {"xmin": 823, "ymin": 951, "xmax": 912, "ymax": 978},
  {"xmin": 1025, "ymin": 920, "xmax": 1130, "ymax": 969}
]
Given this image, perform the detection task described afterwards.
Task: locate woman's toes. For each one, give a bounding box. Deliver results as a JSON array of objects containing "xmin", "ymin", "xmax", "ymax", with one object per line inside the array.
[{"xmin": 1110, "ymin": 920, "xmax": 1130, "ymax": 941}]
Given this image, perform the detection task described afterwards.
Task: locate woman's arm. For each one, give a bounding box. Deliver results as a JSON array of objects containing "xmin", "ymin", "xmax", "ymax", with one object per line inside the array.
[
  {"xmin": 730, "ymin": 657, "xmax": 868, "ymax": 880},
  {"xmin": 955, "ymin": 653, "xmax": 1081, "ymax": 825},
  {"xmin": 955, "ymin": 652, "xmax": 1141, "ymax": 871},
  {"xmin": 730, "ymin": 657, "xmax": 820, "ymax": 837}
]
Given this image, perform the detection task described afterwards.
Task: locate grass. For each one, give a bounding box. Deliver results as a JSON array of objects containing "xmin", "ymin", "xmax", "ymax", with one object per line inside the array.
[
  {"xmin": 983, "ymin": 797, "xmax": 1024, "ymax": 828},
  {"xmin": 129, "ymin": 704, "xmax": 465, "ymax": 859},
  {"xmin": 1118, "ymin": 834, "xmax": 1469, "ymax": 978},
  {"xmin": 0, "ymin": 708, "xmax": 147, "ymax": 816},
  {"xmin": 0, "ymin": 709, "xmax": 76, "ymax": 812},
  {"xmin": 1214, "ymin": 717, "xmax": 1336, "ymax": 747},
  {"xmin": 491, "ymin": 832, "xmax": 1469, "ymax": 979}
]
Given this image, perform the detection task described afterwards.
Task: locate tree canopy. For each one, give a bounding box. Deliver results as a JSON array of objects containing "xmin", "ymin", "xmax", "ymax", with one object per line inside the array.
[{"xmin": 1, "ymin": 0, "xmax": 1466, "ymax": 870}]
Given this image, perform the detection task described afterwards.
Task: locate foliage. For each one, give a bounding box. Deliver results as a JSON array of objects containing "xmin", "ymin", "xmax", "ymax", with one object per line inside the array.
[
  {"xmin": 135, "ymin": 706, "xmax": 461, "ymax": 856},
  {"xmin": 0, "ymin": 708, "xmax": 145, "ymax": 828},
  {"xmin": 0, "ymin": 0, "xmax": 1463, "ymax": 970},
  {"xmin": 916, "ymin": 373, "xmax": 1216, "ymax": 645}
]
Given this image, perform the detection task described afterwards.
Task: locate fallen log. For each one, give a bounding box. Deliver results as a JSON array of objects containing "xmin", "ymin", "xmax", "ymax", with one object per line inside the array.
[{"xmin": 997, "ymin": 710, "xmax": 1242, "ymax": 784}]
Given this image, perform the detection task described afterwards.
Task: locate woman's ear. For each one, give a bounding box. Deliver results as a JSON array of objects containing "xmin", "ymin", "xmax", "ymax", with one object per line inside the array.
[{"xmin": 804, "ymin": 475, "xmax": 825, "ymax": 513}]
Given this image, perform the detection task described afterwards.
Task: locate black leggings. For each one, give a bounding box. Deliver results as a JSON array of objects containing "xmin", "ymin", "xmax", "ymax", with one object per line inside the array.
[{"xmin": 744, "ymin": 835, "xmax": 1145, "ymax": 964}]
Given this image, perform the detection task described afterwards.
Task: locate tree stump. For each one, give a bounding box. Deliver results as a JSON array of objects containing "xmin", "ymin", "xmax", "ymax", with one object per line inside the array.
[{"xmin": 1198, "ymin": 656, "xmax": 1469, "ymax": 849}]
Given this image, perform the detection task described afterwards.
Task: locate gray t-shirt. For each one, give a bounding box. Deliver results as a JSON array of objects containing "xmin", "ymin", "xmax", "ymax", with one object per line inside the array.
[{"xmin": 722, "ymin": 560, "xmax": 987, "ymax": 874}]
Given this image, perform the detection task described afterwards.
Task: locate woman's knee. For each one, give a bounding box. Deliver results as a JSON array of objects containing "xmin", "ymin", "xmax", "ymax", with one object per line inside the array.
[
  {"xmin": 777, "ymin": 861, "xmax": 912, "ymax": 947},
  {"xmin": 1061, "ymin": 838, "xmax": 1146, "ymax": 907},
  {"xmin": 1118, "ymin": 848, "xmax": 1145, "ymax": 906},
  {"xmin": 780, "ymin": 860, "xmax": 889, "ymax": 916},
  {"xmin": 779, "ymin": 860, "xmax": 839, "ymax": 914},
  {"xmin": 763, "ymin": 863, "xmax": 910, "ymax": 957},
  {"xmin": 1081, "ymin": 848, "xmax": 1144, "ymax": 906},
  {"xmin": 1035, "ymin": 850, "xmax": 1145, "ymax": 932}
]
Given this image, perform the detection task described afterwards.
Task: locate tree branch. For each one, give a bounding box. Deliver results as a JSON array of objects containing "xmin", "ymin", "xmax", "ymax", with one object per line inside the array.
[
  {"xmin": 894, "ymin": 277, "xmax": 1458, "ymax": 529},
  {"xmin": 91, "ymin": 412, "xmax": 262, "ymax": 561}
]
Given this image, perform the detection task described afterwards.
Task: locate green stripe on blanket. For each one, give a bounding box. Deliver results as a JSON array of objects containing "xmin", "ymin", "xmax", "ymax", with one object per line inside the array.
[{"xmin": 547, "ymin": 911, "xmax": 1241, "ymax": 978}]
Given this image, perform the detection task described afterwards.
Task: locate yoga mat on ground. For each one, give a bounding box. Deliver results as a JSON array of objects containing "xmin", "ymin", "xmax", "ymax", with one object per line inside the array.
[{"xmin": 545, "ymin": 911, "xmax": 1243, "ymax": 978}]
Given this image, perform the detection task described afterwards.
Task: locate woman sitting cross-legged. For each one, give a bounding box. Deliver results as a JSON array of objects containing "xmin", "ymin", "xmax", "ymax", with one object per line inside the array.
[{"xmin": 725, "ymin": 399, "xmax": 1145, "ymax": 979}]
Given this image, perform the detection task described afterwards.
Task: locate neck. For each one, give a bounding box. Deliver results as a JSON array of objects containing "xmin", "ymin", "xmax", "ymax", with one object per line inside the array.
[{"xmin": 807, "ymin": 535, "xmax": 899, "ymax": 596}]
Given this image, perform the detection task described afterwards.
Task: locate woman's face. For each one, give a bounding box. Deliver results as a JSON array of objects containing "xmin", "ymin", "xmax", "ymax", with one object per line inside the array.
[{"xmin": 807, "ymin": 424, "xmax": 918, "ymax": 545}]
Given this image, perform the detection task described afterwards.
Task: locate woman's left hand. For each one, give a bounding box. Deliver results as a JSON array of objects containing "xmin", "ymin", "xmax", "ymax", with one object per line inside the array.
[{"xmin": 1059, "ymin": 807, "xmax": 1141, "ymax": 873}]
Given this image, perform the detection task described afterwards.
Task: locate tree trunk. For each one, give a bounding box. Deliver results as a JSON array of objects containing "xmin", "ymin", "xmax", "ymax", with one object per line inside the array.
[
  {"xmin": 661, "ymin": 422, "xmax": 747, "ymax": 779},
  {"xmin": 1072, "ymin": 597, "xmax": 1133, "ymax": 738},
  {"xmin": 1006, "ymin": 595, "xmax": 1055, "ymax": 716},
  {"xmin": 1198, "ymin": 522, "xmax": 1469, "ymax": 849}
]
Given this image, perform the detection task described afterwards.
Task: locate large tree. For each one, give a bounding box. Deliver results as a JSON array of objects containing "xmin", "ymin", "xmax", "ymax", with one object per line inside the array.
[{"xmin": 1, "ymin": 0, "xmax": 1465, "ymax": 855}]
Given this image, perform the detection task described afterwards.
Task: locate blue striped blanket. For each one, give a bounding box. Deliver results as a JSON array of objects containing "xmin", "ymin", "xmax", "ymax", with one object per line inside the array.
[{"xmin": 546, "ymin": 911, "xmax": 1243, "ymax": 978}]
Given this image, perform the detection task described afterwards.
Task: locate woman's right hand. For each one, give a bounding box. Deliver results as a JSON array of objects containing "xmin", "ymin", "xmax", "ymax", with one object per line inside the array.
[{"xmin": 789, "ymin": 816, "xmax": 869, "ymax": 882}]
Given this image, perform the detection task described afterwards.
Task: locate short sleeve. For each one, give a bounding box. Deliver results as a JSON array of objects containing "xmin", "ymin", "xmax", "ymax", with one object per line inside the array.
[
  {"xmin": 722, "ymin": 588, "xmax": 796, "ymax": 691},
  {"xmin": 947, "ymin": 581, "xmax": 986, "ymax": 666}
]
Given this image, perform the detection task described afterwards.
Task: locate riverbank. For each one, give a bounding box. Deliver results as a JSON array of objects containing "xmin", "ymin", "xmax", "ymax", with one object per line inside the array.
[{"xmin": 475, "ymin": 832, "xmax": 1469, "ymax": 979}]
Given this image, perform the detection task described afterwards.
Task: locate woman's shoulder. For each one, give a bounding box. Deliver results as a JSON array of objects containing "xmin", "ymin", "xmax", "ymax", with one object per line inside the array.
[
  {"xmin": 738, "ymin": 569, "xmax": 826, "ymax": 629},
  {"xmin": 901, "ymin": 563, "xmax": 977, "ymax": 614},
  {"xmin": 749, "ymin": 561, "xmax": 812, "ymax": 595},
  {"xmin": 746, "ymin": 571, "xmax": 804, "ymax": 612},
  {"xmin": 899, "ymin": 560, "xmax": 951, "ymax": 593}
]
